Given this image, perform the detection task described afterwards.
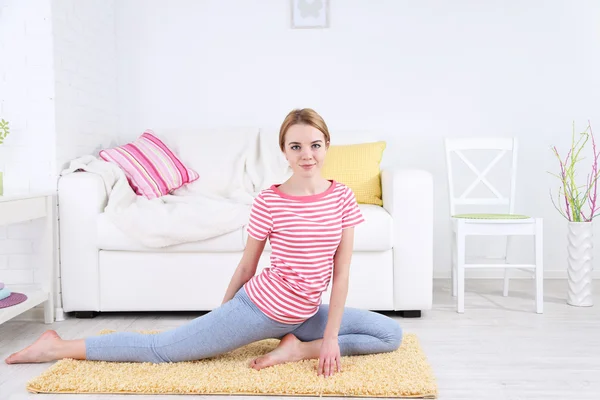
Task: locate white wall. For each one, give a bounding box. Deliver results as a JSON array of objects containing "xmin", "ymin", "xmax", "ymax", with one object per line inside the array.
[
  {"xmin": 0, "ymin": 0, "xmax": 118, "ymax": 301},
  {"xmin": 53, "ymin": 0, "xmax": 119, "ymax": 171},
  {"xmin": 0, "ymin": 0, "xmax": 56, "ymax": 288},
  {"xmin": 115, "ymin": 0, "xmax": 600, "ymax": 278}
]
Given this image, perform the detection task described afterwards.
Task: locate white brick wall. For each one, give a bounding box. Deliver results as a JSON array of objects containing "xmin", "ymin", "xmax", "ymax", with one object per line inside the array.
[
  {"xmin": 0, "ymin": 0, "xmax": 57, "ymax": 292},
  {"xmin": 0, "ymin": 0, "xmax": 56, "ymax": 193},
  {"xmin": 53, "ymin": 0, "xmax": 118, "ymax": 171},
  {"xmin": 0, "ymin": 0, "xmax": 118, "ymax": 311}
]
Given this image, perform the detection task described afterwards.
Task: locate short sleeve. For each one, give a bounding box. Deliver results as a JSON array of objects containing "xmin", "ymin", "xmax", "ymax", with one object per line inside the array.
[
  {"xmin": 247, "ymin": 193, "xmax": 273, "ymax": 240},
  {"xmin": 341, "ymin": 186, "xmax": 365, "ymax": 229}
]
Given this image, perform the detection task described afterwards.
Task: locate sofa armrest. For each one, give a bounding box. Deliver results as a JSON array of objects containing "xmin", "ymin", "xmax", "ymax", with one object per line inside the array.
[
  {"xmin": 58, "ymin": 172, "xmax": 108, "ymax": 312},
  {"xmin": 381, "ymin": 168, "xmax": 433, "ymax": 311}
]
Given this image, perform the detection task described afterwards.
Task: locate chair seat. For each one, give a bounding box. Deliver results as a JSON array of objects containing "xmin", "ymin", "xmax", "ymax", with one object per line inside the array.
[
  {"xmin": 453, "ymin": 213, "xmax": 530, "ymax": 219},
  {"xmin": 452, "ymin": 213, "xmax": 534, "ymax": 225}
]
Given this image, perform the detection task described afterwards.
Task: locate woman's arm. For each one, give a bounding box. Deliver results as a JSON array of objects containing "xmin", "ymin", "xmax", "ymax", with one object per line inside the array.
[
  {"xmin": 318, "ymin": 227, "xmax": 355, "ymax": 376},
  {"xmin": 324, "ymin": 226, "xmax": 355, "ymax": 338},
  {"xmin": 221, "ymin": 236, "xmax": 267, "ymax": 304}
]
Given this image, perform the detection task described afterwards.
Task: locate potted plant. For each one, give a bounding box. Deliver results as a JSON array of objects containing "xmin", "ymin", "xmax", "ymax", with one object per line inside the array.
[
  {"xmin": 0, "ymin": 119, "xmax": 9, "ymax": 196},
  {"xmin": 550, "ymin": 121, "xmax": 596, "ymax": 307}
]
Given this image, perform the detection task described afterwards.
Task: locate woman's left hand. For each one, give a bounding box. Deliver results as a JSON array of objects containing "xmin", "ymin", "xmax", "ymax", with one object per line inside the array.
[{"xmin": 318, "ymin": 337, "xmax": 341, "ymax": 377}]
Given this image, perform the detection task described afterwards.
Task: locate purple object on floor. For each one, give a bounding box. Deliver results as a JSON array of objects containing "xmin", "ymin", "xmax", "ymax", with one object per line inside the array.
[
  {"xmin": 0, "ymin": 292, "xmax": 28, "ymax": 309},
  {"xmin": 0, "ymin": 282, "xmax": 4, "ymax": 290}
]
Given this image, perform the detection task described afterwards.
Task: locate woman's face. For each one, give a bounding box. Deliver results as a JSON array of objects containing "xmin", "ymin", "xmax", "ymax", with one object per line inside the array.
[{"xmin": 282, "ymin": 124, "xmax": 329, "ymax": 178}]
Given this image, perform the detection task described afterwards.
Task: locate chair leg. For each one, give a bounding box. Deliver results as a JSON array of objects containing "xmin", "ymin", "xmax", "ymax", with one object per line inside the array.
[
  {"xmin": 451, "ymin": 231, "xmax": 457, "ymax": 297},
  {"xmin": 535, "ymin": 219, "xmax": 544, "ymax": 313},
  {"xmin": 456, "ymin": 226, "xmax": 466, "ymax": 313},
  {"xmin": 452, "ymin": 264, "xmax": 457, "ymax": 297},
  {"xmin": 503, "ymin": 235, "xmax": 511, "ymax": 296}
]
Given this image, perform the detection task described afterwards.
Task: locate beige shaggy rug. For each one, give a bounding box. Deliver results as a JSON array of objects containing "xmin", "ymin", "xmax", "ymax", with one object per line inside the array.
[{"xmin": 27, "ymin": 330, "xmax": 437, "ymax": 398}]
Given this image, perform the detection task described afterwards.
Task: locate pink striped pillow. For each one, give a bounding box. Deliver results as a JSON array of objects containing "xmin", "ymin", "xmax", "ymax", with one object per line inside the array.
[{"xmin": 99, "ymin": 130, "xmax": 199, "ymax": 199}]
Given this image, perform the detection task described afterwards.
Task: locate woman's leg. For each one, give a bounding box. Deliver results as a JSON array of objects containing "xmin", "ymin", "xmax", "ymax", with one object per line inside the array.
[
  {"xmin": 5, "ymin": 288, "xmax": 295, "ymax": 364},
  {"xmin": 250, "ymin": 306, "xmax": 402, "ymax": 370},
  {"xmin": 290, "ymin": 305, "xmax": 403, "ymax": 356},
  {"xmin": 4, "ymin": 329, "xmax": 83, "ymax": 364}
]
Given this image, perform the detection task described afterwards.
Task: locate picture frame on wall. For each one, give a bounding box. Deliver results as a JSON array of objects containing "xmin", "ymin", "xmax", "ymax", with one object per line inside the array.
[{"xmin": 291, "ymin": 0, "xmax": 329, "ymax": 29}]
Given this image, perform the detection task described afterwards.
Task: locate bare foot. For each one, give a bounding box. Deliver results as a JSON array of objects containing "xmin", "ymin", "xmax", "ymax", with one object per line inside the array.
[
  {"xmin": 250, "ymin": 333, "xmax": 302, "ymax": 370},
  {"xmin": 5, "ymin": 330, "xmax": 61, "ymax": 364}
]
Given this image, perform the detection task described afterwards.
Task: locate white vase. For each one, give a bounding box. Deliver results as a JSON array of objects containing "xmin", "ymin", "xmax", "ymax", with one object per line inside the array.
[{"xmin": 566, "ymin": 221, "xmax": 594, "ymax": 307}]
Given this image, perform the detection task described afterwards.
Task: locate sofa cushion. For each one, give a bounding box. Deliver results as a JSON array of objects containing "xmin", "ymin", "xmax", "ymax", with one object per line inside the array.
[
  {"xmin": 356, "ymin": 205, "xmax": 393, "ymax": 250},
  {"xmin": 321, "ymin": 141, "xmax": 387, "ymax": 206},
  {"xmin": 97, "ymin": 213, "xmax": 246, "ymax": 252},
  {"xmin": 242, "ymin": 204, "xmax": 393, "ymax": 251},
  {"xmin": 99, "ymin": 130, "xmax": 199, "ymax": 199}
]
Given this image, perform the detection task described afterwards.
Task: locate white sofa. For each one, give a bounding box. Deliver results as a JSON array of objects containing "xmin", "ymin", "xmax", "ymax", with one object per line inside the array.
[{"xmin": 57, "ymin": 128, "xmax": 433, "ymax": 318}]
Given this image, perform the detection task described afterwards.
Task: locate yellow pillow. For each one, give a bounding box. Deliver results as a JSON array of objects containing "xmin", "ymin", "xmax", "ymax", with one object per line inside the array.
[{"xmin": 321, "ymin": 141, "xmax": 387, "ymax": 206}]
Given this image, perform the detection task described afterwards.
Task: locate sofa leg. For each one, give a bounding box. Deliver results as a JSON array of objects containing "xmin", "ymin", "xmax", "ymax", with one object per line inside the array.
[
  {"xmin": 398, "ymin": 310, "xmax": 421, "ymax": 318},
  {"xmin": 74, "ymin": 311, "xmax": 98, "ymax": 319}
]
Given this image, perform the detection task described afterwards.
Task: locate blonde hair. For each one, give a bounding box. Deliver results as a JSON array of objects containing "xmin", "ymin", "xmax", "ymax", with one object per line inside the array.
[{"xmin": 279, "ymin": 108, "xmax": 331, "ymax": 151}]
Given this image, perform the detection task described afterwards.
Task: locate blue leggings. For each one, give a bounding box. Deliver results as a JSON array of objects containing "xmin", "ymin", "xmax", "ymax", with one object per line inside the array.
[{"xmin": 85, "ymin": 287, "xmax": 403, "ymax": 363}]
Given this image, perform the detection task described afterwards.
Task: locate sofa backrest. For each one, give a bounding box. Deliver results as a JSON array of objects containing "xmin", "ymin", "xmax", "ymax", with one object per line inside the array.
[
  {"xmin": 163, "ymin": 127, "xmax": 260, "ymax": 199},
  {"xmin": 254, "ymin": 128, "xmax": 292, "ymax": 191},
  {"xmin": 156, "ymin": 127, "xmax": 385, "ymax": 199}
]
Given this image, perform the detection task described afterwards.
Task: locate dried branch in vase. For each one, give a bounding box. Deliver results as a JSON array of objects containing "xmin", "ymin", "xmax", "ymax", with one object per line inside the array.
[
  {"xmin": 549, "ymin": 121, "xmax": 599, "ymax": 222},
  {"xmin": 0, "ymin": 119, "xmax": 9, "ymax": 145}
]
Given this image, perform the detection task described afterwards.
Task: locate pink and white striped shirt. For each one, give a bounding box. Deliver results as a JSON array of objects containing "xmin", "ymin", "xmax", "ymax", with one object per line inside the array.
[{"xmin": 243, "ymin": 180, "xmax": 365, "ymax": 324}]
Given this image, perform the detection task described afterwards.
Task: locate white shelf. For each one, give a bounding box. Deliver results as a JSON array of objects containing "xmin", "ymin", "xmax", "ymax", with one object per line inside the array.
[
  {"xmin": 0, "ymin": 193, "xmax": 56, "ymax": 326},
  {"xmin": 0, "ymin": 191, "xmax": 54, "ymax": 203},
  {"xmin": 0, "ymin": 287, "xmax": 50, "ymax": 325}
]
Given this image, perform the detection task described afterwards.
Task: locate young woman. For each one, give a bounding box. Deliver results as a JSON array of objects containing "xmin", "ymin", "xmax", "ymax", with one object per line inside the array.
[{"xmin": 5, "ymin": 108, "xmax": 402, "ymax": 377}]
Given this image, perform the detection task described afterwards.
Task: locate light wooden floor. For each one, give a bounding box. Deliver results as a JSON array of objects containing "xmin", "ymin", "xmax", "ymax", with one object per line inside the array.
[{"xmin": 1, "ymin": 279, "xmax": 598, "ymax": 400}]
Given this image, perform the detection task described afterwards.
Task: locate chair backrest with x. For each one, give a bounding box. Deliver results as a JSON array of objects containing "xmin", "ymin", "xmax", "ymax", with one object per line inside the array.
[{"xmin": 444, "ymin": 137, "xmax": 518, "ymax": 216}]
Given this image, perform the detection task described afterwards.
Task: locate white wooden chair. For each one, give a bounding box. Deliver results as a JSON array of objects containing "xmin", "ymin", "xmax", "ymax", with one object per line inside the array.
[{"xmin": 444, "ymin": 137, "xmax": 543, "ymax": 314}]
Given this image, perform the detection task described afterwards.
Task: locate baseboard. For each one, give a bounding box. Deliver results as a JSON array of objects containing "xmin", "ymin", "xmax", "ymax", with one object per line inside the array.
[
  {"xmin": 5, "ymin": 306, "xmax": 66, "ymax": 322},
  {"xmin": 433, "ymin": 269, "xmax": 600, "ymax": 280}
]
